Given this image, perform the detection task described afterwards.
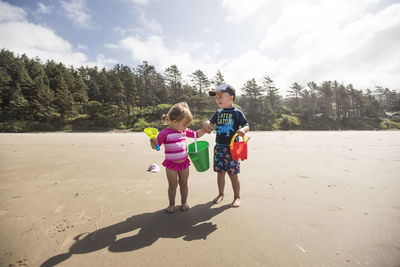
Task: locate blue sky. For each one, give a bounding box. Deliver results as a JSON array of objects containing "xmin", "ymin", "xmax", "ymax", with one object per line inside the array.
[{"xmin": 1, "ymin": 0, "xmax": 399, "ymax": 95}]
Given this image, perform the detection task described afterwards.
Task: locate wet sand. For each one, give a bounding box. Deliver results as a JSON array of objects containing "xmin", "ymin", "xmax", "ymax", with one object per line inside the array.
[{"xmin": 0, "ymin": 131, "xmax": 399, "ymax": 266}]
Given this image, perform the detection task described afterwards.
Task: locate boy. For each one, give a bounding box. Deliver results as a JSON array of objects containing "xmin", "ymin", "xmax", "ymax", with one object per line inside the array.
[{"xmin": 203, "ymin": 83, "xmax": 249, "ymax": 207}]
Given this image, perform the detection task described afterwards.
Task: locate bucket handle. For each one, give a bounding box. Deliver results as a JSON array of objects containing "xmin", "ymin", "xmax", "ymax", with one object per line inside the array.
[
  {"xmin": 229, "ymin": 133, "xmax": 246, "ymax": 150},
  {"xmin": 194, "ymin": 131, "xmax": 198, "ymax": 153}
]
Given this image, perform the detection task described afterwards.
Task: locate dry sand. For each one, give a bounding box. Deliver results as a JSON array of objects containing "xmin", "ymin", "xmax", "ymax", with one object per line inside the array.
[{"xmin": 0, "ymin": 131, "xmax": 399, "ymax": 267}]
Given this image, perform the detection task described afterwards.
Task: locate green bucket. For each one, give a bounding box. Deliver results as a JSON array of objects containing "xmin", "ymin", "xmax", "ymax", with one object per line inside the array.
[{"xmin": 188, "ymin": 141, "xmax": 210, "ymax": 172}]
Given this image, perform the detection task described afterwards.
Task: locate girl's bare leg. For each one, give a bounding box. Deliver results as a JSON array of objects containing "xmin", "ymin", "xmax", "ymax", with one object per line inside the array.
[
  {"xmin": 178, "ymin": 167, "xmax": 190, "ymax": 211},
  {"xmin": 228, "ymin": 174, "xmax": 240, "ymax": 207},
  {"xmin": 213, "ymin": 171, "xmax": 225, "ymax": 203},
  {"xmin": 166, "ymin": 168, "xmax": 178, "ymax": 212}
]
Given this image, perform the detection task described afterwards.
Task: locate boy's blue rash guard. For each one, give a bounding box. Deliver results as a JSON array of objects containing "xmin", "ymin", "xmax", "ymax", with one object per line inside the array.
[{"xmin": 209, "ymin": 107, "xmax": 249, "ymax": 147}]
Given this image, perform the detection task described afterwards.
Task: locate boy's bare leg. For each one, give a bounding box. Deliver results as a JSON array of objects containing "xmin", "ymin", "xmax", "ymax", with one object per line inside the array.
[
  {"xmin": 166, "ymin": 168, "xmax": 178, "ymax": 212},
  {"xmin": 178, "ymin": 168, "xmax": 190, "ymax": 211},
  {"xmin": 228, "ymin": 174, "xmax": 241, "ymax": 207},
  {"xmin": 213, "ymin": 171, "xmax": 225, "ymax": 203}
]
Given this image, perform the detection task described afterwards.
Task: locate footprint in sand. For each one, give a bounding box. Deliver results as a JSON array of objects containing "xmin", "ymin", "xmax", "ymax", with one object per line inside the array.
[
  {"xmin": 47, "ymin": 212, "xmax": 92, "ymax": 237},
  {"xmin": 54, "ymin": 205, "xmax": 64, "ymax": 213},
  {"xmin": 48, "ymin": 217, "xmax": 75, "ymax": 236},
  {"xmin": 327, "ymin": 206, "xmax": 342, "ymax": 212},
  {"xmin": 61, "ymin": 235, "xmax": 74, "ymax": 250},
  {"xmin": 0, "ymin": 209, "xmax": 9, "ymax": 216},
  {"xmin": 8, "ymin": 258, "xmax": 28, "ymax": 266}
]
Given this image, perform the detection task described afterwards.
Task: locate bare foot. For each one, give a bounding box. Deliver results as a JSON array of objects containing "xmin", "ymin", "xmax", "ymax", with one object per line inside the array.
[
  {"xmin": 166, "ymin": 205, "xmax": 175, "ymax": 213},
  {"xmin": 230, "ymin": 198, "xmax": 240, "ymax": 207},
  {"xmin": 213, "ymin": 194, "xmax": 224, "ymax": 204},
  {"xmin": 181, "ymin": 203, "xmax": 190, "ymax": 211}
]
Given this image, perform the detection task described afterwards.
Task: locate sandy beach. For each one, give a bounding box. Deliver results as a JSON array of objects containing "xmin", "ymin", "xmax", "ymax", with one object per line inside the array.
[{"xmin": 0, "ymin": 131, "xmax": 399, "ymax": 266}]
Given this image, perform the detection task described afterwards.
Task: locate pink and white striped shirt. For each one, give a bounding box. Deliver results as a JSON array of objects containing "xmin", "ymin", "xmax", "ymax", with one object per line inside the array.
[{"xmin": 157, "ymin": 127, "xmax": 197, "ymax": 162}]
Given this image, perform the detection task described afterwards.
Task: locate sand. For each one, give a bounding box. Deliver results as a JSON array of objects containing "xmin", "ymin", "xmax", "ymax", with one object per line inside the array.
[{"xmin": 0, "ymin": 131, "xmax": 399, "ymax": 267}]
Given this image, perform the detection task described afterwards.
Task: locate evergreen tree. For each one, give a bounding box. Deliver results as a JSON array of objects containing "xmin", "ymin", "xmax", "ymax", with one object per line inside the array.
[
  {"xmin": 211, "ymin": 70, "xmax": 225, "ymax": 87},
  {"xmin": 45, "ymin": 61, "xmax": 75, "ymax": 119},
  {"xmin": 119, "ymin": 65, "xmax": 138, "ymax": 115},
  {"xmin": 306, "ymin": 81, "xmax": 318, "ymax": 116},
  {"xmin": 318, "ymin": 81, "xmax": 334, "ymax": 116},
  {"xmin": 164, "ymin": 65, "xmax": 182, "ymax": 100},
  {"xmin": 288, "ymin": 82, "xmax": 304, "ymax": 113},
  {"xmin": 262, "ymin": 75, "xmax": 281, "ymax": 113},
  {"xmin": 108, "ymin": 68, "xmax": 125, "ymax": 110},
  {"xmin": 97, "ymin": 68, "xmax": 112, "ymax": 104},
  {"xmin": 135, "ymin": 61, "xmax": 153, "ymax": 108},
  {"xmin": 24, "ymin": 56, "xmax": 55, "ymax": 122},
  {"xmin": 83, "ymin": 67, "xmax": 102, "ymax": 102},
  {"xmin": 190, "ymin": 69, "xmax": 210, "ymax": 95}
]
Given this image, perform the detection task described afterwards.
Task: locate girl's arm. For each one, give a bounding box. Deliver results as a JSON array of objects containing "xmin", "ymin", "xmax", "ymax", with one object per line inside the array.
[
  {"xmin": 185, "ymin": 128, "xmax": 205, "ymax": 138},
  {"xmin": 150, "ymin": 138, "xmax": 157, "ymax": 149}
]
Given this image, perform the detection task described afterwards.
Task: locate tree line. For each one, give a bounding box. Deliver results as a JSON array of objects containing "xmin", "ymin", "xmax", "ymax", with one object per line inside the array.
[{"xmin": 0, "ymin": 49, "xmax": 399, "ymax": 132}]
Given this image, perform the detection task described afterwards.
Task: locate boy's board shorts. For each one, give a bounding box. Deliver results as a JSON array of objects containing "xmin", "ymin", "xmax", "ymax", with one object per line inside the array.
[{"xmin": 213, "ymin": 145, "xmax": 240, "ymax": 175}]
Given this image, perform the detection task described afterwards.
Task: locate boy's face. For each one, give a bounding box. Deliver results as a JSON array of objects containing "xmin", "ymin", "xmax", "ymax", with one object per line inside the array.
[{"xmin": 215, "ymin": 92, "xmax": 234, "ymax": 109}]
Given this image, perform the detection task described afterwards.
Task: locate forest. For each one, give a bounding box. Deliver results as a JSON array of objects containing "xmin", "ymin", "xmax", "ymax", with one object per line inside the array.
[{"xmin": 1, "ymin": 48, "xmax": 399, "ymax": 132}]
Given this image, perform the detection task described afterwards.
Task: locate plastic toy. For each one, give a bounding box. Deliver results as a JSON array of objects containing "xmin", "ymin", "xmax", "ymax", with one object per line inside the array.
[
  {"xmin": 188, "ymin": 133, "xmax": 210, "ymax": 172},
  {"xmin": 144, "ymin": 128, "xmax": 160, "ymax": 151},
  {"xmin": 229, "ymin": 133, "xmax": 249, "ymax": 161}
]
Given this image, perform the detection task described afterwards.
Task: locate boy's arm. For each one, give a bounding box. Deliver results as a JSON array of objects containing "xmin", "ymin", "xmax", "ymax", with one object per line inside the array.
[
  {"xmin": 202, "ymin": 120, "xmax": 214, "ymax": 134},
  {"xmin": 236, "ymin": 125, "xmax": 249, "ymax": 137}
]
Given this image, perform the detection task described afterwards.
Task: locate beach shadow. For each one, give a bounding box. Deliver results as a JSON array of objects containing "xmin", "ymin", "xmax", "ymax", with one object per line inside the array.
[{"xmin": 41, "ymin": 202, "xmax": 229, "ymax": 266}]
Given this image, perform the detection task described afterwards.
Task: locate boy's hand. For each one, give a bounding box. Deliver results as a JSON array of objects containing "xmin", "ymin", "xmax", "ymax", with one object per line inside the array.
[
  {"xmin": 202, "ymin": 121, "xmax": 213, "ymax": 134},
  {"xmin": 236, "ymin": 129, "xmax": 246, "ymax": 137}
]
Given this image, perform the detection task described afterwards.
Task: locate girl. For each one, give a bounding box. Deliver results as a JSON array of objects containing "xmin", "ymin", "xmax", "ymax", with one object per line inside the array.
[{"xmin": 150, "ymin": 102, "xmax": 206, "ymax": 213}]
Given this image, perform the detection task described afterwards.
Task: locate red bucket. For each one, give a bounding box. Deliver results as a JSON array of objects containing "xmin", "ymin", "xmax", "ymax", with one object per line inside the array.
[{"xmin": 229, "ymin": 133, "xmax": 248, "ymax": 162}]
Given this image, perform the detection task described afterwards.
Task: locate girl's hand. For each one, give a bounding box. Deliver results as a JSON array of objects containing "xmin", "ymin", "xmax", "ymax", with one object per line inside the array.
[{"xmin": 150, "ymin": 138, "xmax": 157, "ymax": 149}]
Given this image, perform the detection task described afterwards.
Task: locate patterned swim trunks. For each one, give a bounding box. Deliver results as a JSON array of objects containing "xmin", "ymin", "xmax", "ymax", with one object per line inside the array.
[{"xmin": 213, "ymin": 145, "xmax": 240, "ymax": 175}]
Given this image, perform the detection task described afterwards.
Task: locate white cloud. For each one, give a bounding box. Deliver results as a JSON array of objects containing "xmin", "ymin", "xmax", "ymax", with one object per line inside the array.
[
  {"xmin": 0, "ymin": 1, "xmax": 115, "ymax": 69},
  {"xmin": 36, "ymin": 2, "xmax": 51, "ymax": 15},
  {"xmin": 0, "ymin": 1, "xmax": 27, "ymax": 22},
  {"xmin": 130, "ymin": 0, "xmax": 151, "ymax": 5},
  {"xmin": 98, "ymin": 1, "xmax": 400, "ymax": 95},
  {"xmin": 114, "ymin": 6, "xmax": 162, "ymax": 37},
  {"xmin": 112, "ymin": 26, "xmax": 137, "ymax": 37},
  {"xmin": 109, "ymin": 35, "xmax": 278, "ymax": 92},
  {"xmin": 221, "ymin": 0, "xmax": 268, "ymax": 23},
  {"xmin": 260, "ymin": 0, "xmax": 370, "ymax": 50},
  {"xmin": 115, "ymin": 35, "xmax": 192, "ymax": 70},
  {"xmin": 138, "ymin": 10, "xmax": 162, "ymax": 34},
  {"xmin": 87, "ymin": 54, "xmax": 118, "ymax": 68},
  {"xmin": 254, "ymin": 0, "xmax": 400, "ymax": 93},
  {"xmin": 109, "ymin": 35, "xmax": 225, "ymax": 83},
  {"xmin": 0, "ymin": 21, "xmax": 88, "ymax": 66},
  {"xmin": 223, "ymin": 50, "xmax": 282, "ymax": 88},
  {"xmin": 61, "ymin": 0, "xmax": 93, "ymax": 29},
  {"xmin": 77, "ymin": 44, "xmax": 88, "ymax": 50}
]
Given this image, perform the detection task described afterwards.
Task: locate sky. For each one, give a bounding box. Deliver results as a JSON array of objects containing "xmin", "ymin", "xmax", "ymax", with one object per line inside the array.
[{"xmin": 0, "ymin": 0, "xmax": 399, "ymax": 96}]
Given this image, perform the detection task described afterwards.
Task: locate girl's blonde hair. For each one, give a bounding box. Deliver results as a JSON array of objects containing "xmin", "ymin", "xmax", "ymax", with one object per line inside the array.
[{"xmin": 161, "ymin": 102, "xmax": 193, "ymax": 125}]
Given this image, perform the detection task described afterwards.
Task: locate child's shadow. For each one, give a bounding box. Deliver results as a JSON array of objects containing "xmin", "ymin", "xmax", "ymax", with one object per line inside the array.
[{"xmin": 41, "ymin": 202, "xmax": 230, "ymax": 267}]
